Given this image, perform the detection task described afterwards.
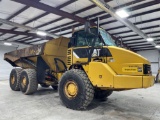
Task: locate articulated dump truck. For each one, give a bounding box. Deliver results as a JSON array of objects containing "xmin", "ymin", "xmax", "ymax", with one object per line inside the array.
[{"xmin": 4, "ymin": 27, "xmax": 154, "ymax": 110}]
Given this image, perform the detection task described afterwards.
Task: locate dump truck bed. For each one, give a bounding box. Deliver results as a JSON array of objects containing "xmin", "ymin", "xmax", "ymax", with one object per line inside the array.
[{"xmin": 4, "ymin": 37, "xmax": 70, "ymax": 70}]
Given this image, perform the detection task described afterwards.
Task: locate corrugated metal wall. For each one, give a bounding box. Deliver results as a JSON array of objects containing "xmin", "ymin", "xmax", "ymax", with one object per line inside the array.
[
  {"xmin": 137, "ymin": 50, "xmax": 159, "ymax": 76},
  {"xmin": 0, "ymin": 45, "xmax": 16, "ymax": 80}
]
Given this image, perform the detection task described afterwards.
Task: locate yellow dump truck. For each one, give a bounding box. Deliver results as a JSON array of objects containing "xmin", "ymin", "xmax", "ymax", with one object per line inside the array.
[{"xmin": 4, "ymin": 27, "xmax": 154, "ymax": 110}]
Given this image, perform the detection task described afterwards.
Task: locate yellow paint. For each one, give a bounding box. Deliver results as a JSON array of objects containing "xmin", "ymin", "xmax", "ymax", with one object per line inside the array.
[
  {"xmin": 86, "ymin": 62, "xmax": 116, "ymax": 88},
  {"xmin": 21, "ymin": 77, "xmax": 27, "ymax": 88},
  {"xmin": 114, "ymin": 75, "xmax": 142, "ymax": 89},
  {"xmin": 83, "ymin": 60, "xmax": 154, "ymax": 90},
  {"xmin": 64, "ymin": 81, "xmax": 78, "ymax": 98},
  {"xmin": 43, "ymin": 37, "xmax": 70, "ymax": 72},
  {"xmin": 57, "ymin": 73, "xmax": 63, "ymax": 80},
  {"xmin": 107, "ymin": 46, "xmax": 149, "ymax": 75},
  {"xmin": 11, "ymin": 76, "xmax": 15, "ymax": 85},
  {"xmin": 143, "ymin": 76, "xmax": 155, "ymax": 88}
]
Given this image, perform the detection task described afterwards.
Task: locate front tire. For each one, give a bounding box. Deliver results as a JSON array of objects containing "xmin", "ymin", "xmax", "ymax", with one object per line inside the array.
[
  {"xmin": 94, "ymin": 89, "xmax": 113, "ymax": 100},
  {"xmin": 20, "ymin": 69, "xmax": 38, "ymax": 95},
  {"xmin": 9, "ymin": 68, "xmax": 22, "ymax": 91},
  {"xmin": 59, "ymin": 69, "xmax": 94, "ymax": 110}
]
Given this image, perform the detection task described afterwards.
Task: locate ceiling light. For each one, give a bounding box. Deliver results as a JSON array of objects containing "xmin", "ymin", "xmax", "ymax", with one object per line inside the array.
[
  {"xmin": 146, "ymin": 38, "xmax": 154, "ymax": 42},
  {"xmin": 116, "ymin": 9, "xmax": 129, "ymax": 18},
  {"xmin": 36, "ymin": 31, "xmax": 47, "ymax": 36},
  {"xmin": 155, "ymin": 45, "xmax": 160, "ymax": 48},
  {"xmin": 4, "ymin": 42, "xmax": 12, "ymax": 46}
]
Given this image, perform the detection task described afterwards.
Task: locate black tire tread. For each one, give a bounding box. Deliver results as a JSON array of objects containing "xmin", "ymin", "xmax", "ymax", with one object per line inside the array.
[
  {"xmin": 10, "ymin": 68, "xmax": 22, "ymax": 91},
  {"xmin": 60, "ymin": 69, "xmax": 94, "ymax": 109},
  {"xmin": 73, "ymin": 69, "xmax": 94, "ymax": 109},
  {"xmin": 22, "ymin": 69, "xmax": 38, "ymax": 95},
  {"xmin": 94, "ymin": 89, "xmax": 113, "ymax": 99}
]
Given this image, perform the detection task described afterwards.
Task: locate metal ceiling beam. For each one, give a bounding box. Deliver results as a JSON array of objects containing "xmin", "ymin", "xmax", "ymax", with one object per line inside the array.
[
  {"xmin": 112, "ymin": 25, "xmax": 160, "ymax": 36},
  {"xmin": 134, "ymin": 48, "xmax": 156, "ymax": 51},
  {"xmin": 121, "ymin": 30, "xmax": 160, "ymax": 39},
  {"xmin": 4, "ymin": 0, "xmax": 82, "ymax": 41},
  {"xmin": 0, "ymin": 40, "xmax": 31, "ymax": 47},
  {"xmin": 131, "ymin": 46, "xmax": 155, "ymax": 49},
  {"xmin": 125, "ymin": 41, "xmax": 148, "ymax": 45},
  {"xmin": 49, "ymin": 0, "xmax": 159, "ymax": 34},
  {"xmin": 56, "ymin": 0, "xmax": 78, "ymax": 9},
  {"xmin": 123, "ymin": 36, "xmax": 160, "ymax": 42},
  {"xmin": 134, "ymin": 46, "xmax": 156, "ymax": 50},
  {"xmin": 27, "ymin": 38, "xmax": 43, "ymax": 44},
  {"xmin": 0, "ymin": 18, "xmax": 59, "ymax": 38},
  {"xmin": 90, "ymin": 0, "xmax": 157, "ymax": 48},
  {"xmin": 54, "ymin": 1, "xmax": 160, "ymax": 37},
  {"xmin": 0, "ymin": 6, "xmax": 30, "ymax": 37},
  {"xmin": 128, "ymin": 43, "xmax": 151, "ymax": 48},
  {"xmin": 123, "ymin": 38, "xmax": 145, "ymax": 42},
  {"xmin": 100, "ymin": 8, "xmax": 160, "ymax": 27},
  {"xmin": 12, "ymin": 0, "xmax": 96, "ymax": 26},
  {"xmin": 0, "ymin": 28, "xmax": 52, "ymax": 40},
  {"xmin": 7, "ymin": 6, "xmax": 29, "ymax": 20},
  {"xmin": 14, "ymin": 36, "xmax": 30, "ymax": 41},
  {"xmin": 8, "ymin": 0, "xmax": 77, "ymax": 31},
  {"xmin": 106, "ymin": 17, "xmax": 160, "ymax": 32},
  {"xmin": 3, "ymin": 12, "xmax": 49, "ymax": 41},
  {"xmin": 4, "ymin": 35, "xmax": 17, "ymax": 41},
  {"xmin": 36, "ymin": 0, "xmax": 112, "ymax": 30},
  {"xmin": 0, "ymin": 0, "xmax": 41, "ymax": 37},
  {"xmin": 17, "ymin": 37, "xmax": 34, "ymax": 42},
  {"xmin": 49, "ymin": 0, "xmax": 142, "ymax": 33},
  {"xmin": 116, "ymin": 25, "xmax": 160, "ymax": 38}
]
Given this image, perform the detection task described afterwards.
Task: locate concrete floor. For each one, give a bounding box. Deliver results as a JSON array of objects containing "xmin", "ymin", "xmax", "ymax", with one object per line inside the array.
[{"xmin": 0, "ymin": 80, "xmax": 160, "ymax": 120}]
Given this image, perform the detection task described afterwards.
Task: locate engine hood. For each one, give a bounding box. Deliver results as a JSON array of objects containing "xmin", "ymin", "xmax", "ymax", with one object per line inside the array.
[
  {"xmin": 108, "ymin": 46, "xmax": 150, "ymax": 64},
  {"xmin": 107, "ymin": 46, "xmax": 150, "ymax": 75}
]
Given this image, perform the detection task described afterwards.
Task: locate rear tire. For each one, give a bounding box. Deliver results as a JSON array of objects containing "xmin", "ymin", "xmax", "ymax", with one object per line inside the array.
[
  {"xmin": 9, "ymin": 68, "xmax": 22, "ymax": 91},
  {"xmin": 59, "ymin": 69, "xmax": 94, "ymax": 110},
  {"xmin": 94, "ymin": 89, "xmax": 113, "ymax": 100},
  {"xmin": 20, "ymin": 69, "xmax": 38, "ymax": 95}
]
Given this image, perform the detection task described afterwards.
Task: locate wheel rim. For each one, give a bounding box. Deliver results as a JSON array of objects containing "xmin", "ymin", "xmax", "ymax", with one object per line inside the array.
[
  {"xmin": 21, "ymin": 77, "xmax": 27, "ymax": 88},
  {"xmin": 64, "ymin": 81, "xmax": 78, "ymax": 98},
  {"xmin": 11, "ymin": 75, "xmax": 15, "ymax": 85}
]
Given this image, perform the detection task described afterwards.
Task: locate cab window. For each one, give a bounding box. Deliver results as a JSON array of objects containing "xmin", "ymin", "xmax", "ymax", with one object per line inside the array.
[{"xmin": 75, "ymin": 30, "xmax": 102, "ymax": 47}]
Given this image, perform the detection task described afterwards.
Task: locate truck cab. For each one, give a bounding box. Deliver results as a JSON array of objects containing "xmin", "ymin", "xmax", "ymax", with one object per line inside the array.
[{"xmin": 67, "ymin": 27, "xmax": 154, "ymax": 89}]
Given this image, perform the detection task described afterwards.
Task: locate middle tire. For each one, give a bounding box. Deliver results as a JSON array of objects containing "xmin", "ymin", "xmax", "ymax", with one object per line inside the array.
[
  {"xmin": 40, "ymin": 84, "xmax": 50, "ymax": 88},
  {"xmin": 20, "ymin": 69, "xmax": 38, "ymax": 95},
  {"xmin": 59, "ymin": 69, "xmax": 94, "ymax": 110}
]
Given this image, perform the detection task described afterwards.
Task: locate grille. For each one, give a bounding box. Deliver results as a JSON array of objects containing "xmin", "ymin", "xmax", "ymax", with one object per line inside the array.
[
  {"xmin": 67, "ymin": 49, "xmax": 72, "ymax": 65},
  {"xmin": 67, "ymin": 56, "xmax": 71, "ymax": 65},
  {"xmin": 67, "ymin": 49, "xmax": 71, "ymax": 55},
  {"xmin": 143, "ymin": 64, "xmax": 151, "ymax": 74}
]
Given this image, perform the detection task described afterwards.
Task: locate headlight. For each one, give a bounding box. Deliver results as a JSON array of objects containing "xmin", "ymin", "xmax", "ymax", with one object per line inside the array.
[
  {"xmin": 138, "ymin": 67, "xmax": 142, "ymax": 72},
  {"xmin": 109, "ymin": 58, "xmax": 114, "ymax": 62},
  {"xmin": 143, "ymin": 64, "xmax": 151, "ymax": 74}
]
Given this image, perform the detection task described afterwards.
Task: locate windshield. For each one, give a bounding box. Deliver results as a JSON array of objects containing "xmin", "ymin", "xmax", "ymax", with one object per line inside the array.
[
  {"xmin": 75, "ymin": 29, "xmax": 103, "ymax": 47},
  {"xmin": 99, "ymin": 29, "xmax": 116, "ymax": 46},
  {"xmin": 74, "ymin": 28, "xmax": 116, "ymax": 47}
]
